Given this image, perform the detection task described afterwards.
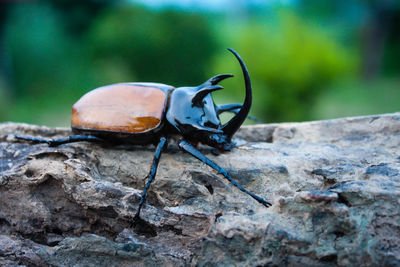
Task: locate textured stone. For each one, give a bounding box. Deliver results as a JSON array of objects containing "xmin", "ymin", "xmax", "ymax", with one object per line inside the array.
[{"xmin": 1, "ymin": 113, "xmax": 400, "ymax": 266}]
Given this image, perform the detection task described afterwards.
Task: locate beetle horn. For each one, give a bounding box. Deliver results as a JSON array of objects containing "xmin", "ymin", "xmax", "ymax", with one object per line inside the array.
[
  {"xmin": 205, "ymin": 73, "xmax": 234, "ymax": 86},
  {"xmin": 221, "ymin": 48, "xmax": 252, "ymax": 141},
  {"xmin": 192, "ymin": 85, "xmax": 223, "ymax": 106},
  {"xmin": 191, "ymin": 73, "xmax": 233, "ymax": 106}
]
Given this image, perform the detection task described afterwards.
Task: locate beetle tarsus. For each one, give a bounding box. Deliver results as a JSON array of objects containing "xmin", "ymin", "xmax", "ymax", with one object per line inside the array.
[
  {"xmin": 211, "ymin": 148, "xmax": 220, "ymax": 156},
  {"xmin": 178, "ymin": 139, "xmax": 271, "ymax": 208},
  {"xmin": 132, "ymin": 214, "xmax": 140, "ymax": 226},
  {"xmin": 14, "ymin": 134, "xmax": 102, "ymax": 147}
]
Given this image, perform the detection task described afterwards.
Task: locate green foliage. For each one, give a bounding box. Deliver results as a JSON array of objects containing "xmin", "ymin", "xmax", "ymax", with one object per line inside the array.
[
  {"xmin": 1, "ymin": 3, "xmax": 218, "ymax": 125},
  {"xmin": 1, "ymin": 2, "xmax": 398, "ymax": 127},
  {"xmin": 312, "ymin": 78, "xmax": 400, "ymax": 120},
  {"xmin": 5, "ymin": 3, "xmax": 74, "ymax": 96},
  {"xmin": 86, "ymin": 6, "xmax": 218, "ymax": 86},
  {"xmin": 212, "ymin": 11, "xmax": 359, "ymax": 122},
  {"xmin": 2, "ymin": 3, "xmax": 83, "ymax": 125}
]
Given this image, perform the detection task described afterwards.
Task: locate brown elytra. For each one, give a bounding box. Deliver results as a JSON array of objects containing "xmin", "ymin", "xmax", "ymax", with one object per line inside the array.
[{"xmin": 71, "ymin": 83, "xmax": 171, "ymax": 134}]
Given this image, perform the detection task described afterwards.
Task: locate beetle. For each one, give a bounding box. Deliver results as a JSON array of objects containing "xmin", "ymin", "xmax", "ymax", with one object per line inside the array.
[{"xmin": 15, "ymin": 48, "xmax": 271, "ymax": 219}]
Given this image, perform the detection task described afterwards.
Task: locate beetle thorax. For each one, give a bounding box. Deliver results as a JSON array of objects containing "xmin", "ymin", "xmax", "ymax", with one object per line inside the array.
[
  {"xmin": 166, "ymin": 49, "xmax": 253, "ymax": 150},
  {"xmin": 166, "ymin": 86, "xmax": 235, "ymax": 151},
  {"xmin": 166, "ymin": 87, "xmax": 223, "ymax": 142}
]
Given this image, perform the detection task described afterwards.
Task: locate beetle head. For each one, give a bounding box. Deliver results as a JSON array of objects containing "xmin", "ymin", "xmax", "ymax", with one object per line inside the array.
[{"xmin": 166, "ymin": 48, "xmax": 252, "ymax": 150}]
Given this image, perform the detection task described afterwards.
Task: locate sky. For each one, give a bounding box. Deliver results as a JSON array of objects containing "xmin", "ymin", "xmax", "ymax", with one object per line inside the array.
[{"xmin": 129, "ymin": 0, "xmax": 293, "ymax": 11}]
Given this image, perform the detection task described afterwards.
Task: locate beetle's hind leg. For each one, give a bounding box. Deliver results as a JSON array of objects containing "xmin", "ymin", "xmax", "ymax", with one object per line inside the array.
[
  {"xmin": 134, "ymin": 136, "xmax": 168, "ymax": 219},
  {"xmin": 14, "ymin": 134, "xmax": 102, "ymax": 147},
  {"xmin": 178, "ymin": 139, "xmax": 271, "ymax": 207}
]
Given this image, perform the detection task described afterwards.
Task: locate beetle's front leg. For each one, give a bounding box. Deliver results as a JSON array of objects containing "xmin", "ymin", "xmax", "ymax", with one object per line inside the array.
[
  {"xmin": 178, "ymin": 139, "xmax": 271, "ymax": 207},
  {"xmin": 135, "ymin": 137, "xmax": 168, "ymax": 219},
  {"xmin": 209, "ymin": 134, "xmax": 235, "ymax": 151}
]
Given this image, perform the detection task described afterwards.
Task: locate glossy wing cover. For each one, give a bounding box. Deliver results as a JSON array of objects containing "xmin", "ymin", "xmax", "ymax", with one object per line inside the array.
[{"xmin": 71, "ymin": 83, "xmax": 169, "ymax": 134}]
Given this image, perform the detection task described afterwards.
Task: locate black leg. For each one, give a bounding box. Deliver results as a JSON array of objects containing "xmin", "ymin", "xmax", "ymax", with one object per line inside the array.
[
  {"xmin": 178, "ymin": 139, "xmax": 271, "ymax": 207},
  {"xmin": 217, "ymin": 103, "xmax": 242, "ymax": 115},
  {"xmin": 14, "ymin": 134, "xmax": 102, "ymax": 147},
  {"xmin": 217, "ymin": 104, "xmax": 263, "ymax": 124},
  {"xmin": 135, "ymin": 137, "xmax": 168, "ymax": 218},
  {"xmin": 243, "ymin": 113, "xmax": 263, "ymax": 124}
]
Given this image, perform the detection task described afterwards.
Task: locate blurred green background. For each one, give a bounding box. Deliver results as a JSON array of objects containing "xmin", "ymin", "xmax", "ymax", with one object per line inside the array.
[{"xmin": 0, "ymin": 0, "xmax": 399, "ymax": 127}]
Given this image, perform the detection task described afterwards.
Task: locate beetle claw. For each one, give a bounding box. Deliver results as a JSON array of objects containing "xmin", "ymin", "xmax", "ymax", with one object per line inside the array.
[
  {"xmin": 47, "ymin": 139, "xmax": 56, "ymax": 146},
  {"xmin": 260, "ymin": 199, "xmax": 272, "ymax": 207},
  {"xmin": 131, "ymin": 215, "xmax": 140, "ymax": 227},
  {"xmin": 211, "ymin": 148, "xmax": 220, "ymax": 156}
]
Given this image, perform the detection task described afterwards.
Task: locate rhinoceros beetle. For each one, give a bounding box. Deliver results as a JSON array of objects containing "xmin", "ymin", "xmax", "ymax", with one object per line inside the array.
[{"xmin": 15, "ymin": 48, "xmax": 271, "ymax": 219}]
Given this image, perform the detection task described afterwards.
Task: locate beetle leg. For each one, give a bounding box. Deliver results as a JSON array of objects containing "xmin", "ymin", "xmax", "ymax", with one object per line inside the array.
[
  {"xmin": 135, "ymin": 136, "xmax": 168, "ymax": 219},
  {"xmin": 211, "ymin": 148, "xmax": 220, "ymax": 156},
  {"xmin": 216, "ymin": 103, "xmax": 242, "ymax": 115},
  {"xmin": 217, "ymin": 104, "xmax": 263, "ymax": 123},
  {"xmin": 177, "ymin": 139, "xmax": 271, "ymax": 207},
  {"xmin": 14, "ymin": 134, "xmax": 102, "ymax": 147}
]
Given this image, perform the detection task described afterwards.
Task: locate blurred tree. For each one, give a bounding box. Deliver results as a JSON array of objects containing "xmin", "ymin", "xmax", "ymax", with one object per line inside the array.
[
  {"xmin": 0, "ymin": 2, "xmax": 14, "ymax": 103},
  {"xmin": 380, "ymin": 2, "xmax": 400, "ymax": 77},
  {"xmin": 47, "ymin": 0, "xmax": 114, "ymax": 37},
  {"xmin": 86, "ymin": 6, "xmax": 219, "ymax": 86},
  {"xmin": 5, "ymin": 3, "xmax": 78, "ymax": 96},
  {"xmin": 2, "ymin": 3, "xmax": 84, "ymax": 124},
  {"xmin": 1, "ymin": 3, "xmax": 219, "ymax": 125},
  {"xmin": 297, "ymin": 0, "xmax": 400, "ymax": 79},
  {"xmin": 1, "ymin": 1, "xmax": 397, "ymax": 126},
  {"xmin": 2, "ymin": 2, "xmax": 122, "ymax": 125},
  {"xmin": 360, "ymin": 0, "xmax": 399, "ymax": 79},
  {"xmin": 212, "ymin": 10, "xmax": 358, "ymax": 122}
]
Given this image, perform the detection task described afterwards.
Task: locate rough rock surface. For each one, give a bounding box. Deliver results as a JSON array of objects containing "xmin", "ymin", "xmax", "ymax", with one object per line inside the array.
[{"xmin": 1, "ymin": 113, "xmax": 400, "ymax": 266}]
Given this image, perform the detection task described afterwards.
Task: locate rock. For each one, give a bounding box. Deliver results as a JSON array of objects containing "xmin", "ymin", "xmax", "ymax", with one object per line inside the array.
[{"xmin": 1, "ymin": 113, "xmax": 400, "ymax": 266}]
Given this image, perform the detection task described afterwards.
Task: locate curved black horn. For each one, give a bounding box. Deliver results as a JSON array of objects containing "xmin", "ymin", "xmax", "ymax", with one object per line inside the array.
[
  {"xmin": 192, "ymin": 85, "xmax": 223, "ymax": 106},
  {"xmin": 206, "ymin": 74, "xmax": 234, "ymax": 85},
  {"xmin": 221, "ymin": 48, "xmax": 252, "ymax": 140}
]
